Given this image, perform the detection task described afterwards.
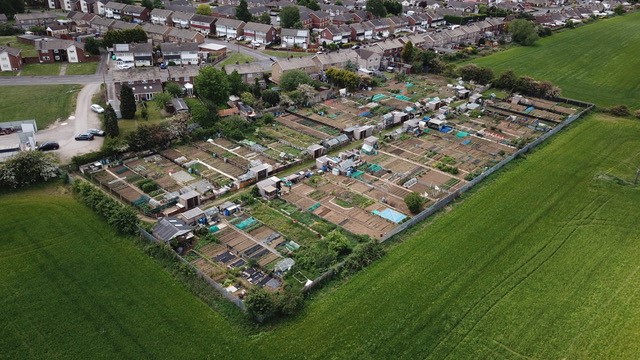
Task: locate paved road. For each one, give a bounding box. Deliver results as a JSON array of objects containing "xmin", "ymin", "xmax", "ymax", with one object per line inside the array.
[{"xmin": 38, "ymin": 83, "xmax": 104, "ymax": 163}]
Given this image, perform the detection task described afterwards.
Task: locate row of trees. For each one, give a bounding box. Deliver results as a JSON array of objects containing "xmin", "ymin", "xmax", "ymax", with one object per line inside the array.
[
  {"xmin": 456, "ymin": 64, "xmax": 561, "ymax": 99},
  {"xmin": 102, "ymin": 28, "xmax": 147, "ymax": 48},
  {"xmin": 72, "ymin": 180, "xmax": 140, "ymax": 235},
  {"xmin": 0, "ymin": 151, "xmax": 59, "ymax": 189}
]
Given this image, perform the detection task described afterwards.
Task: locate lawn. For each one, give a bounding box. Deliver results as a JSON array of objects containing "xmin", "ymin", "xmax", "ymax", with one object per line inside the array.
[
  {"xmin": 0, "ymin": 186, "xmax": 249, "ymax": 359},
  {"xmin": 117, "ymin": 103, "xmax": 168, "ymax": 135},
  {"xmin": 0, "ymin": 35, "xmax": 37, "ymax": 57},
  {"xmin": 470, "ymin": 12, "xmax": 640, "ymax": 108},
  {"xmin": 0, "ymin": 85, "xmax": 81, "ymax": 128},
  {"xmin": 219, "ymin": 52, "xmax": 255, "ymax": 67},
  {"xmin": 263, "ymin": 50, "xmax": 315, "ymax": 58},
  {"xmin": 66, "ymin": 61, "xmax": 99, "ymax": 75},
  {"xmin": 5, "ymin": 114, "xmax": 640, "ymax": 359},
  {"xmin": 20, "ymin": 63, "xmax": 61, "ymax": 76}
]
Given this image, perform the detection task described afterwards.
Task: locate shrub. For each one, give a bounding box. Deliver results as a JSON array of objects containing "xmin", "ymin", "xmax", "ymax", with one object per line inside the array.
[
  {"xmin": 72, "ymin": 180, "xmax": 139, "ymax": 235},
  {"xmin": 340, "ymin": 240, "xmax": 385, "ymax": 277},
  {"xmin": 608, "ymin": 105, "xmax": 631, "ymax": 117},
  {"xmin": 0, "ymin": 151, "xmax": 59, "ymax": 189},
  {"xmin": 404, "ymin": 192, "xmax": 425, "ymax": 214}
]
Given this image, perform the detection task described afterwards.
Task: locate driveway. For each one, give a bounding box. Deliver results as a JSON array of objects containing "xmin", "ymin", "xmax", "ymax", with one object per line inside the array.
[{"xmin": 38, "ymin": 82, "xmax": 104, "ymax": 164}]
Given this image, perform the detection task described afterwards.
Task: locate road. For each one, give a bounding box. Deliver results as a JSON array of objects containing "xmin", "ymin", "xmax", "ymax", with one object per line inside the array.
[{"xmin": 37, "ymin": 82, "xmax": 104, "ymax": 163}]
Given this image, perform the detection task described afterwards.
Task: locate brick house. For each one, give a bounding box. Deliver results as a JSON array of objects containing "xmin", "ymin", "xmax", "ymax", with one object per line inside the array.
[
  {"xmin": 150, "ymin": 8, "xmax": 173, "ymax": 25},
  {"xmin": 242, "ymin": 22, "xmax": 275, "ymax": 44},
  {"xmin": 123, "ymin": 5, "xmax": 150, "ymax": 23},
  {"xmin": 0, "ymin": 46, "xmax": 23, "ymax": 71},
  {"xmin": 36, "ymin": 39, "xmax": 87, "ymax": 63},
  {"xmin": 104, "ymin": 1, "xmax": 127, "ymax": 19},
  {"xmin": 189, "ymin": 14, "xmax": 216, "ymax": 37}
]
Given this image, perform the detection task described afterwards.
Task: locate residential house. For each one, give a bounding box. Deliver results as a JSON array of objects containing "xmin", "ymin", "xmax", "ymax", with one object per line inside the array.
[
  {"xmin": 407, "ymin": 13, "xmax": 430, "ymax": 30},
  {"xmin": 0, "ymin": 14, "xmax": 7, "ymax": 23},
  {"xmin": 214, "ymin": 18, "xmax": 245, "ymax": 39},
  {"xmin": 0, "ymin": 46, "xmax": 22, "ymax": 72},
  {"xmin": 111, "ymin": 20, "xmax": 140, "ymax": 31},
  {"xmin": 36, "ymin": 38, "xmax": 87, "ymax": 63},
  {"xmin": 243, "ymin": 22, "xmax": 275, "ymax": 44},
  {"xmin": 171, "ymin": 11, "xmax": 194, "ymax": 29},
  {"xmin": 198, "ymin": 43, "xmax": 227, "ymax": 59},
  {"xmin": 115, "ymin": 80, "xmax": 163, "ymax": 101},
  {"xmin": 113, "ymin": 42, "xmax": 153, "ymax": 67},
  {"xmin": 355, "ymin": 48, "xmax": 381, "ymax": 70},
  {"xmin": 104, "ymin": 1, "xmax": 127, "ymax": 19},
  {"xmin": 446, "ymin": 1, "xmax": 476, "ymax": 12},
  {"xmin": 60, "ymin": 0, "xmax": 79, "ymax": 11},
  {"xmin": 310, "ymin": 10, "xmax": 330, "ymax": 29},
  {"xmin": 319, "ymin": 25, "xmax": 342, "ymax": 44},
  {"xmin": 151, "ymin": 217, "xmax": 194, "ymax": 243},
  {"xmin": 123, "ymin": 4, "xmax": 150, "ymax": 23},
  {"xmin": 280, "ymin": 28, "xmax": 310, "ymax": 49},
  {"xmin": 79, "ymin": 0, "xmax": 95, "ymax": 14},
  {"xmin": 161, "ymin": 42, "xmax": 199, "ymax": 65},
  {"xmin": 189, "ymin": 14, "xmax": 216, "ymax": 37},
  {"xmin": 369, "ymin": 38, "xmax": 404, "ymax": 57},
  {"xmin": 367, "ymin": 18, "xmax": 392, "ymax": 38},
  {"xmin": 351, "ymin": 10, "xmax": 368, "ymax": 23},
  {"xmin": 47, "ymin": 0, "xmax": 61, "ymax": 10},
  {"xmin": 299, "ymin": 8, "xmax": 314, "ymax": 29},
  {"xmin": 89, "ymin": 17, "xmax": 114, "ymax": 33},
  {"xmin": 167, "ymin": 28, "xmax": 205, "ymax": 43},
  {"xmin": 164, "ymin": 3, "xmax": 195, "ymax": 14},
  {"xmin": 150, "ymin": 8, "xmax": 173, "ymax": 25},
  {"xmin": 141, "ymin": 23, "xmax": 172, "ymax": 43},
  {"xmin": 313, "ymin": 50, "xmax": 358, "ymax": 71},
  {"xmin": 426, "ymin": 10, "xmax": 446, "ymax": 27},
  {"xmin": 331, "ymin": 14, "xmax": 350, "ymax": 26},
  {"xmin": 46, "ymin": 24, "xmax": 69, "ymax": 38},
  {"xmin": 224, "ymin": 61, "xmax": 271, "ymax": 83},
  {"xmin": 271, "ymin": 56, "xmax": 318, "ymax": 83},
  {"xmin": 14, "ymin": 13, "xmax": 58, "ymax": 29},
  {"xmin": 350, "ymin": 22, "xmax": 373, "ymax": 42},
  {"xmin": 224, "ymin": 62, "xmax": 272, "ymax": 85},
  {"xmin": 211, "ymin": 5, "xmax": 236, "ymax": 18},
  {"xmin": 388, "ymin": 16, "xmax": 409, "ymax": 33}
]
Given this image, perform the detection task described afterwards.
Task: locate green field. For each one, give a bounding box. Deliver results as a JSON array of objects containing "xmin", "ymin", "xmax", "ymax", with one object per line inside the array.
[
  {"xmin": 470, "ymin": 12, "xmax": 640, "ymax": 108},
  {"xmin": 20, "ymin": 63, "xmax": 61, "ymax": 76},
  {"xmin": 4, "ymin": 114, "xmax": 640, "ymax": 358},
  {"xmin": 263, "ymin": 50, "xmax": 315, "ymax": 58},
  {"xmin": 66, "ymin": 62, "xmax": 99, "ymax": 75},
  {"xmin": 219, "ymin": 52, "xmax": 255, "ymax": 67},
  {"xmin": 0, "ymin": 85, "xmax": 81, "ymax": 128},
  {"xmin": 0, "ymin": 186, "xmax": 249, "ymax": 359}
]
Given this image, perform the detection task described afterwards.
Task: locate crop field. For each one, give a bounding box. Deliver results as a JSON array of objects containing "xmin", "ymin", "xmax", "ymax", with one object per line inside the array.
[
  {"xmin": 0, "ymin": 186, "xmax": 248, "ymax": 359},
  {"xmin": 5, "ymin": 114, "xmax": 640, "ymax": 359},
  {"xmin": 0, "ymin": 85, "xmax": 81, "ymax": 128},
  {"xmin": 470, "ymin": 12, "xmax": 640, "ymax": 108}
]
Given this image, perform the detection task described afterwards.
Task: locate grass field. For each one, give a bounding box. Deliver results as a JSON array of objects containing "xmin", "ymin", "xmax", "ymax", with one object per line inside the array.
[
  {"xmin": 0, "ymin": 186, "xmax": 249, "ymax": 359},
  {"xmin": 4, "ymin": 114, "xmax": 640, "ymax": 359},
  {"xmin": 0, "ymin": 85, "xmax": 81, "ymax": 128},
  {"xmin": 219, "ymin": 52, "xmax": 255, "ymax": 67},
  {"xmin": 470, "ymin": 12, "xmax": 640, "ymax": 108},
  {"xmin": 66, "ymin": 62, "xmax": 99, "ymax": 75},
  {"xmin": 20, "ymin": 63, "xmax": 61, "ymax": 76},
  {"xmin": 263, "ymin": 50, "xmax": 315, "ymax": 58}
]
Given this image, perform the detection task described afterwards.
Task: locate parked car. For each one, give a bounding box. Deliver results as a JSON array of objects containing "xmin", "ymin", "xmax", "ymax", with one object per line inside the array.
[
  {"xmin": 159, "ymin": 62, "xmax": 167, "ymax": 69},
  {"xmin": 87, "ymin": 128, "xmax": 105, "ymax": 137},
  {"xmin": 90, "ymin": 104, "xmax": 104, "ymax": 113},
  {"xmin": 117, "ymin": 63, "xmax": 133, "ymax": 70},
  {"xmin": 75, "ymin": 133, "xmax": 94, "ymax": 141},
  {"xmin": 38, "ymin": 141, "xmax": 59, "ymax": 151}
]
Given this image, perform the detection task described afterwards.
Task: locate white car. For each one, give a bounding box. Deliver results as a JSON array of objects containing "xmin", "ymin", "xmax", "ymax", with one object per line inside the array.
[
  {"xmin": 117, "ymin": 63, "xmax": 134, "ymax": 70},
  {"xmin": 91, "ymin": 104, "xmax": 104, "ymax": 113}
]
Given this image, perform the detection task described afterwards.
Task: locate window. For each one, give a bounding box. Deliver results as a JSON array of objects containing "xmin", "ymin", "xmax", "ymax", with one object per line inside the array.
[{"xmin": 42, "ymin": 56, "xmax": 50, "ymax": 60}]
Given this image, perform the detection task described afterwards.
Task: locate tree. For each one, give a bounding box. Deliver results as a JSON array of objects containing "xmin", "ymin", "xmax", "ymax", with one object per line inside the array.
[
  {"xmin": 240, "ymin": 91, "xmax": 255, "ymax": 106},
  {"xmin": 190, "ymin": 101, "xmax": 218, "ymax": 128},
  {"xmin": 508, "ymin": 19, "xmax": 539, "ymax": 46},
  {"xmin": 0, "ymin": 151, "xmax": 59, "ymax": 189},
  {"xmin": 274, "ymin": 289, "xmax": 304, "ymax": 316},
  {"xmin": 152, "ymin": 0, "xmax": 163, "ymax": 9},
  {"xmin": 494, "ymin": 70, "xmax": 518, "ymax": 91},
  {"xmin": 401, "ymin": 41, "xmax": 414, "ymax": 62},
  {"xmin": 252, "ymin": 77, "xmax": 262, "ymax": 98},
  {"xmin": 383, "ymin": 0, "xmax": 402, "ymax": 16},
  {"xmin": 235, "ymin": 0, "xmax": 252, "ymax": 22},
  {"xmin": 614, "ymin": 4, "xmax": 625, "ymax": 15},
  {"xmin": 196, "ymin": 4, "xmax": 212, "ymax": 15},
  {"xmin": 366, "ymin": 0, "xmax": 387, "ymax": 18},
  {"xmin": 84, "ymin": 37, "xmax": 102, "ymax": 56},
  {"xmin": 326, "ymin": 230, "xmax": 352, "ymax": 256},
  {"xmin": 103, "ymin": 104, "xmax": 120, "ymax": 137},
  {"xmin": 165, "ymin": 82, "xmax": 183, "ymax": 98},
  {"xmin": 325, "ymin": 67, "xmax": 360, "ymax": 91},
  {"xmin": 195, "ymin": 66, "xmax": 230, "ymax": 106},
  {"xmin": 344, "ymin": 60, "xmax": 357, "ymax": 72},
  {"xmin": 298, "ymin": 0, "xmax": 320, "ymax": 11},
  {"xmin": 228, "ymin": 70, "xmax": 246, "ymax": 96},
  {"xmin": 258, "ymin": 12, "xmax": 271, "ymax": 25},
  {"xmin": 152, "ymin": 92, "xmax": 171, "ymax": 110},
  {"xmin": 261, "ymin": 89, "xmax": 280, "ymax": 107},
  {"xmin": 280, "ymin": 6, "xmax": 301, "ymax": 29},
  {"xmin": 458, "ymin": 64, "xmax": 494, "ymax": 85},
  {"xmin": 119, "ymin": 84, "xmax": 137, "ymax": 119},
  {"xmin": 102, "ymin": 28, "xmax": 147, "ymax": 47},
  {"xmin": 141, "ymin": 0, "xmax": 154, "ymax": 10},
  {"xmin": 280, "ymin": 70, "xmax": 313, "ymax": 91},
  {"xmin": 245, "ymin": 288, "xmax": 276, "ymax": 321},
  {"xmin": 404, "ymin": 192, "xmax": 425, "ymax": 214},
  {"xmin": 0, "ymin": 0, "xmax": 25, "ymax": 18}
]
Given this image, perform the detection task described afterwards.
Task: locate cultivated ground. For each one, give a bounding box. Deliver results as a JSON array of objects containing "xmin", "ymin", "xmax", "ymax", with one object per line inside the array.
[
  {"xmin": 4, "ymin": 113, "xmax": 640, "ymax": 358},
  {"xmin": 470, "ymin": 12, "xmax": 640, "ymax": 108}
]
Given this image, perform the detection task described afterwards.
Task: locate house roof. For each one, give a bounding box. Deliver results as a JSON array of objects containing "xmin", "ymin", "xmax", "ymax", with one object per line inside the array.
[
  {"xmin": 150, "ymin": 8, "xmax": 173, "ymax": 17},
  {"xmin": 281, "ymin": 28, "xmax": 309, "ymax": 37},
  {"xmin": 274, "ymin": 56, "xmax": 317, "ymax": 71},
  {"xmin": 124, "ymin": 4, "xmax": 147, "ymax": 13},
  {"xmin": 181, "ymin": 207, "xmax": 204, "ymax": 220},
  {"xmin": 111, "ymin": 20, "xmax": 139, "ymax": 30},
  {"xmin": 161, "ymin": 42, "xmax": 198, "ymax": 52},
  {"xmin": 312, "ymin": 50, "xmax": 358, "ymax": 65},
  {"xmin": 105, "ymin": 1, "xmax": 127, "ymax": 10},
  {"xmin": 114, "ymin": 42, "xmax": 152, "ymax": 53},
  {"xmin": 215, "ymin": 17, "xmax": 245, "ymax": 28},
  {"xmin": 171, "ymin": 11, "xmax": 195, "ymax": 20},
  {"xmin": 355, "ymin": 48, "xmax": 378, "ymax": 60},
  {"xmin": 168, "ymin": 28, "xmax": 201, "ymax": 40},
  {"xmin": 14, "ymin": 13, "xmax": 57, "ymax": 21},
  {"xmin": 36, "ymin": 38, "xmax": 84, "ymax": 51},
  {"xmin": 243, "ymin": 21, "xmax": 273, "ymax": 33},
  {"xmin": 152, "ymin": 217, "xmax": 193, "ymax": 242},
  {"xmin": 0, "ymin": 46, "xmax": 21, "ymax": 57},
  {"xmin": 90, "ymin": 17, "xmax": 115, "ymax": 27},
  {"xmin": 190, "ymin": 14, "xmax": 216, "ymax": 24},
  {"xmin": 141, "ymin": 23, "xmax": 171, "ymax": 35}
]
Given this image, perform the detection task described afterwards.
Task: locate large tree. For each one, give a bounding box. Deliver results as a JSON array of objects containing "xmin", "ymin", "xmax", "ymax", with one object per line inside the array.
[
  {"xmin": 508, "ymin": 19, "xmax": 539, "ymax": 46},
  {"xmin": 280, "ymin": 70, "xmax": 313, "ymax": 91},
  {"xmin": 84, "ymin": 37, "xmax": 101, "ymax": 56},
  {"xmin": 165, "ymin": 82, "xmax": 183, "ymax": 98},
  {"xmin": 228, "ymin": 70, "xmax": 246, "ymax": 96},
  {"xmin": 103, "ymin": 104, "xmax": 120, "ymax": 137},
  {"xmin": 196, "ymin": 4, "xmax": 212, "ymax": 15},
  {"xmin": 0, "ymin": 151, "xmax": 58, "ymax": 189},
  {"xmin": 102, "ymin": 28, "xmax": 147, "ymax": 48},
  {"xmin": 280, "ymin": 6, "xmax": 300, "ymax": 29},
  {"xmin": 235, "ymin": 0, "xmax": 252, "ymax": 22},
  {"xmin": 366, "ymin": 0, "xmax": 387, "ymax": 18},
  {"xmin": 401, "ymin": 41, "xmax": 414, "ymax": 62},
  {"xmin": 404, "ymin": 192, "xmax": 425, "ymax": 214},
  {"xmin": 383, "ymin": 0, "xmax": 402, "ymax": 16},
  {"xmin": 195, "ymin": 66, "xmax": 230, "ymax": 106},
  {"xmin": 257, "ymin": 12, "xmax": 271, "ymax": 25},
  {"xmin": 119, "ymin": 84, "xmax": 137, "ymax": 119}
]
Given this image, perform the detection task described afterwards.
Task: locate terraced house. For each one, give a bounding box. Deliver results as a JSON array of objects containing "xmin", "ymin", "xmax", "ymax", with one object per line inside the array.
[
  {"xmin": 0, "ymin": 46, "xmax": 22, "ymax": 72},
  {"xmin": 214, "ymin": 18, "xmax": 245, "ymax": 39},
  {"xmin": 280, "ymin": 28, "xmax": 310, "ymax": 49},
  {"xmin": 104, "ymin": 1, "xmax": 127, "ymax": 19},
  {"xmin": 113, "ymin": 43, "xmax": 154, "ymax": 67},
  {"xmin": 242, "ymin": 22, "xmax": 275, "ymax": 44},
  {"xmin": 171, "ymin": 11, "xmax": 194, "ymax": 29},
  {"xmin": 189, "ymin": 14, "xmax": 216, "ymax": 37},
  {"xmin": 36, "ymin": 39, "xmax": 87, "ymax": 63},
  {"xmin": 161, "ymin": 42, "xmax": 199, "ymax": 65},
  {"xmin": 123, "ymin": 4, "xmax": 150, "ymax": 23},
  {"xmin": 150, "ymin": 8, "xmax": 173, "ymax": 25}
]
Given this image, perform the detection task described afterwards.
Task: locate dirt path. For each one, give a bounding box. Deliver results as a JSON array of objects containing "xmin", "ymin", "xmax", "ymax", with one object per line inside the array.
[{"xmin": 37, "ymin": 83, "xmax": 104, "ymax": 164}]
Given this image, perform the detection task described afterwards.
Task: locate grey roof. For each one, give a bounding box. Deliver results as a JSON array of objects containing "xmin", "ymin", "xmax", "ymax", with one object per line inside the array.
[
  {"xmin": 171, "ymin": 11, "xmax": 194, "ymax": 20},
  {"xmin": 111, "ymin": 20, "xmax": 139, "ymax": 30},
  {"xmin": 105, "ymin": 1, "xmax": 127, "ymax": 10},
  {"xmin": 0, "ymin": 46, "xmax": 21, "ymax": 57},
  {"xmin": 36, "ymin": 38, "xmax": 84, "ymax": 51},
  {"xmin": 14, "ymin": 13, "xmax": 57, "ymax": 21},
  {"xmin": 181, "ymin": 206, "xmax": 204, "ymax": 220},
  {"xmin": 90, "ymin": 17, "xmax": 115, "ymax": 27},
  {"xmin": 244, "ymin": 21, "xmax": 273, "ymax": 33},
  {"xmin": 168, "ymin": 28, "xmax": 202, "ymax": 40},
  {"xmin": 124, "ymin": 4, "xmax": 147, "ymax": 13},
  {"xmin": 114, "ymin": 42, "xmax": 152, "ymax": 53},
  {"xmin": 281, "ymin": 28, "xmax": 309, "ymax": 37},
  {"xmin": 190, "ymin": 14, "xmax": 216, "ymax": 24},
  {"xmin": 141, "ymin": 23, "xmax": 171, "ymax": 35},
  {"xmin": 152, "ymin": 217, "xmax": 193, "ymax": 242},
  {"xmin": 172, "ymin": 97, "xmax": 189, "ymax": 112},
  {"xmin": 161, "ymin": 42, "xmax": 198, "ymax": 52},
  {"xmin": 224, "ymin": 61, "xmax": 271, "ymax": 75},
  {"xmin": 215, "ymin": 17, "xmax": 245, "ymax": 28},
  {"xmin": 150, "ymin": 8, "xmax": 173, "ymax": 17}
]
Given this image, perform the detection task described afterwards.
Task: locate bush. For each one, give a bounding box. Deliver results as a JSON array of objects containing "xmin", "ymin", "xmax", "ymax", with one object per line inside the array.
[
  {"xmin": 404, "ymin": 192, "xmax": 425, "ymax": 214},
  {"xmin": 0, "ymin": 151, "xmax": 59, "ymax": 189},
  {"xmin": 607, "ymin": 105, "xmax": 631, "ymax": 117},
  {"xmin": 72, "ymin": 180, "xmax": 139, "ymax": 235},
  {"xmin": 340, "ymin": 240, "xmax": 385, "ymax": 277},
  {"xmin": 244, "ymin": 287, "xmax": 276, "ymax": 321}
]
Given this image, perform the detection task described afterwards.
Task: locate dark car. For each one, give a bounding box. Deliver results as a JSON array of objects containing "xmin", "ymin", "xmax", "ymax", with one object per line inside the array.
[
  {"xmin": 38, "ymin": 141, "xmax": 60, "ymax": 151},
  {"xmin": 75, "ymin": 133, "xmax": 95, "ymax": 141}
]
